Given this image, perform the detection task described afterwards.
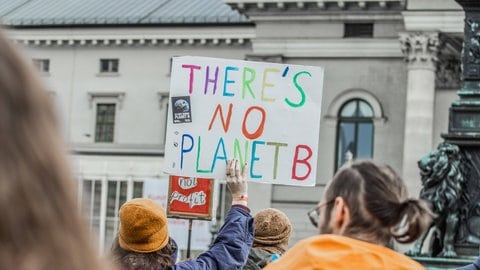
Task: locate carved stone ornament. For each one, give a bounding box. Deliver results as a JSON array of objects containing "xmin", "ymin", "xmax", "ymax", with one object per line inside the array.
[
  {"xmin": 436, "ymin": 57, "xmax": 461, "ymax": 90},
  {"xmin": 399, "ymin": 32, "xmax": 439, "ymax": 69},
  {"xmin": 462, "ymin": 17, "xmax": 480, "ymax": 82}
]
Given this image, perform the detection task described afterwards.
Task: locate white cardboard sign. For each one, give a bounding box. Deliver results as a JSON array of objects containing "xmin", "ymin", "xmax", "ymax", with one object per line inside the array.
[{"xmin": 163, "ymin": 56, "xmax": 324, "ymax": 186}]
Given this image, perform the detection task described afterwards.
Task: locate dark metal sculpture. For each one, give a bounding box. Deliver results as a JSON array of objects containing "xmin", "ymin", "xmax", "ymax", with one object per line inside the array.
[
  {"xmin": 403, "ymin": 0, "xmax": 480, "ymax": 263},
  {"xmin": 454, "ymin": 148, "xmax": 480, "ymax": 250},
  {"xmin": 407, "ymin": 142, "xmax": 468, "ymax": 257},
  {"xmin": 439, "ymin": 0, "xmax": 480, "ymax": 257}
]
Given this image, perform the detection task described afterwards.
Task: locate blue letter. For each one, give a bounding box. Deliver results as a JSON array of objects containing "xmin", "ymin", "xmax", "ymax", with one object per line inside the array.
[
  {"xmin": 250, "ymin": 140, "xmax": 265, "ymax": 179},
  {"xmin": 223, "ymin": 66, "xmax": 238, "ymax": 97},
  {"xmin": 211, "ymin": 137, "xmax": 228, "ymax": 172},
  {"xmin": 181, "ymin": 134, "xmax": 194, "ymax": 169}
]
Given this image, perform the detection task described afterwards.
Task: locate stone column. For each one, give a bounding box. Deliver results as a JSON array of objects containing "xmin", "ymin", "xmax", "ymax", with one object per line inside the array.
[{"xmin": 399, "ymin": 32, "xmax": 439, "ymax": 195}]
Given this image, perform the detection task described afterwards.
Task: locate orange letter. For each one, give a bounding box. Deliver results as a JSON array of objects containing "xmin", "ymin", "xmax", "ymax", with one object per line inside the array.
[
  {"xmin": 291, "ymin": 145, "xmax": 312, "ymax": 181},
  {"xmin": 241, "ymin": 106, "xmax": 266, "ymax": 140},
  {"xmin": 208, "ymin": 103, "xmax": 233, "ymax": 132}
]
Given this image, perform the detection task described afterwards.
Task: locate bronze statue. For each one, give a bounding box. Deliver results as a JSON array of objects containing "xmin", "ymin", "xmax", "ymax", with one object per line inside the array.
[{"xmin": 407, "ymin": 142, "xmax": 467, "ymax": 257}]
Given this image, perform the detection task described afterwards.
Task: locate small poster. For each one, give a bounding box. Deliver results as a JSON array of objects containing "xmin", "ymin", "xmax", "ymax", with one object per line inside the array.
[
  {"xmin": 171, "ymin": 96, "xmax": 192, "ymax": 124},
  {"xmin": 143, "ymin": 178, "xmax": 212, "ymax": 250},
  {"xmin": 167, "ymin": 176, "xmax": 214, "ymax": 220}
]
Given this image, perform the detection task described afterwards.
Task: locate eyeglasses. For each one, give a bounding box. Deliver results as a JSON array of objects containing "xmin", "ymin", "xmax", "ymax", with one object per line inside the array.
[{"xmin": 307, "ymin": 200, "xmax": 334, "ymax": 228}]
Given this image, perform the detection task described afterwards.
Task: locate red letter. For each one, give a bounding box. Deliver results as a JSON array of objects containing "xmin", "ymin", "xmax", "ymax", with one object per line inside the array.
[
  {"xmin": 182, "ymin": 64, "xmax": 201, "ymax": 94},
  {"xmin": 241, "ymin": 106, "xmax": 266, "ymax": 140},
  {"xmin": 291, "ymin": 145, "xmax": 313, "ymax": 181},
  {"xmin": 208, "ymin": 103, "xmax": 233, "ymax": 132}
]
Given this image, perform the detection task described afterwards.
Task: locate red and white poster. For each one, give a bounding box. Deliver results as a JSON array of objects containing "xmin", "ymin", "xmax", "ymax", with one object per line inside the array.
[
  {"xmin": 167, "ymin": 176, "xmax": 214, "ymax": 220},
  {"xmin": 142, "ymin": 178, "xmax": 214, "ymax": 250}
]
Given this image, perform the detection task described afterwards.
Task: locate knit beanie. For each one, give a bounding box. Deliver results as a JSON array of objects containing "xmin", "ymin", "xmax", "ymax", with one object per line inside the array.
[
  {"xmin": 118, "ymin": 198, "xmax": 169, "ymax": 253},
  {"xmin": 253, "ymin": 208, "xmax": 292, "ymax": 254}
]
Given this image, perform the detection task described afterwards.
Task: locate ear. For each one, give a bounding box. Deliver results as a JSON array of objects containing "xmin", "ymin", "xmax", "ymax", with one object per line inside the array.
[{"xmin": 330, "ymin": 196, "xmax": 350, "ymax": 235}]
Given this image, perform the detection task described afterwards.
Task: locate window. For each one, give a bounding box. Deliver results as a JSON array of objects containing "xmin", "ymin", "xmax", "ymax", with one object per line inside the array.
[
  {"xmin": 33, "ymin": 59, "xmax": 50, "ymax": 73},
  {"xmin": 336, "ymin": 99, "xmax": 374, "ymax": 170},
  {"xmin": 95, "ymin": 103, "xmax": 116, "ymax": 142},
  {"xmin": 344, "ymin": 23, "xmax": 373, "ymax": 38},
  {"xmin": 100, "ymin": 59, "xmax": 119, "ymax": 73},
  {"xmin": 81, "ymin": 178, "xmax": 143, "ymax": 251}
]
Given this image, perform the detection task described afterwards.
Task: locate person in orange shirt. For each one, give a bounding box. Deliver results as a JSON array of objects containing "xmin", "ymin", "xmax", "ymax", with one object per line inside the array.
[{"xmin": 264, "ymin": 160, "xmax": 434, "ymax": 270}]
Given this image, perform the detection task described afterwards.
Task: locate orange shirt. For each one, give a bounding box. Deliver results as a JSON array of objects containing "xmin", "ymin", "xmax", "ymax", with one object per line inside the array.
[{"xmin": 263, "ymin": 234, "xmax": 425, "ymax": 270}]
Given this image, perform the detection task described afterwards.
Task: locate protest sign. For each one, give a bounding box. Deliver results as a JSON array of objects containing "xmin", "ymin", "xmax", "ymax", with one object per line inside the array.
[
  {"xmin": 143, "ymin": 178, "xmax": 212, "ymax": 250},
  {"xmin": 164, "ymin": 56, "xmax": 324, "ymax": 186},
  {"xmin": 167, "ymin": 176, "xmax": 214, "ymax": 220}
]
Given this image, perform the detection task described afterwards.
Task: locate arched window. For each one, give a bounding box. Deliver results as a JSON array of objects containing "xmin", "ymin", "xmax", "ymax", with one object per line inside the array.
[{"xmin": 336, "ymin": 99, "xmax": 374, "ymax": 170}]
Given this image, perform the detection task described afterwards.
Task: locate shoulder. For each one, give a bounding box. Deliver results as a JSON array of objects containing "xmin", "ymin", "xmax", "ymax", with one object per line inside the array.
[
  {"xmin": 266, "ymin": 235, "xmax": 426, "ymax": 270},
  {"xmin": 229, "ymin": 205, "xmax": 251, "ymax": 216},
  {"xmin": 244, "ymin": 248, "xmax": 273, "ymax": 270},
  {"xmin": 457, "ymin": 256, "xmax": 480, "ymax": 270}
]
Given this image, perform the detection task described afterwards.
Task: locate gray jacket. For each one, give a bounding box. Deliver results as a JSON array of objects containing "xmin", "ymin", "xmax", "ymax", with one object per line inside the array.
[{"xmin": 243, "ymin": 248, "xmax": 273, "ymax": 270}]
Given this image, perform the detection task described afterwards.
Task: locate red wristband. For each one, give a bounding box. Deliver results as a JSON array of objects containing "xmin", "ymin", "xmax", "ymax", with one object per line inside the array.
[{"xmin": 232, "ymin": 195, "xmax": 248, "ymax": 201}]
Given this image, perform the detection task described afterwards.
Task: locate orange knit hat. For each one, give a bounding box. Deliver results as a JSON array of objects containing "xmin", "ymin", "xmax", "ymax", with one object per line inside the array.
[{"xmin": 118, "ymin": 198, "xmax": 169, "ymax": 253}]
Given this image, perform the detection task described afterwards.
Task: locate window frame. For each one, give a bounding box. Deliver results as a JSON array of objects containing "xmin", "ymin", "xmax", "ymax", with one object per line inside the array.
[
  {"xmin": 344, "ymin": 23, "xmax": 374, "ymax": 38},
  {"xmin": 99, "ymin": 58, "xmax": 120, "ymax": 74},
  {"xmin": 87, "ymin": 92, "xmax": 125, "ymax": 144},
  {"xmin": 94, "ymin": 103, "xmax": 117, "ymax": 143},
  {"xmin": 335, "ymin": 99, "xmax": 375, "ymax": 171},
  {"xmin": 33, "ymin": 58, "xmax": 50, "ymax": 74},
  {"xmin": 79, "ymin": 176, "xmax": 143, "ymax": 251}
]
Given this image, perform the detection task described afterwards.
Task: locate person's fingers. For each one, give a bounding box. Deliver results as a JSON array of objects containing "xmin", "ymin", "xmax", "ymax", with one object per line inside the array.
[
  {"xmin": 231, "ymin": 160, "xmax": 235, "ymax": 176},
  {"xmin": 241, "ymin": 162, "xmax": 248, "ymax": 179},
  {"xmin": 234, "ymin": 159, "xmax": 240, "ymax": 177},
  {"xmin": 229, "ymin": 160, "xmax": 235, "ymax": 176},
  {"xmin": 226, "ymin": 160, "xmax": 232, "ymax": 176}
]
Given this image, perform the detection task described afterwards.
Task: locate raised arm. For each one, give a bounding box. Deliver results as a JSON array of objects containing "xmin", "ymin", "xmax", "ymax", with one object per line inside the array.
[{"xmin": 173, "ymin": 160, "xmax": 254, "ymax": 270}]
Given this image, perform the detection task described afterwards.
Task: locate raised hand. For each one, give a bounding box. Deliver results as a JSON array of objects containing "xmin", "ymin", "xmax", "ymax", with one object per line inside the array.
[{"xmin": 226, "ymin": 159, "xmax": 248, "ymax": 206}]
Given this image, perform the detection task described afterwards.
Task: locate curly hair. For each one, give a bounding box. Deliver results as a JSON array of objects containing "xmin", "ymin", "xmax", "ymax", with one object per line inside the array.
[{"xmin": 111, "ymin": 237, "xmax": 176, "ymax": 270}]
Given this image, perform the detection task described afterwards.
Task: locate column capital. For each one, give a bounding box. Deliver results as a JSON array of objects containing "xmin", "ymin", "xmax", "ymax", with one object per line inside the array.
[{"xmin": 399, "ymin": 32, "xmax": 439, "ymax": 70}]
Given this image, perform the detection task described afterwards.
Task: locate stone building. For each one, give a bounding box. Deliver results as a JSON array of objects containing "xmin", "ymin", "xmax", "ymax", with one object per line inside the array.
[{"xmin": 0, "ymin": 0, "xmax": 464, "ymax": 252}]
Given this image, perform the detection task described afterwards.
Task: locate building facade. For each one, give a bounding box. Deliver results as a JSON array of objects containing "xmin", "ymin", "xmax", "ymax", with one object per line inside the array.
[{"xmin": 1, "ymin": 0, "xmax": 464, "ymax": 252}]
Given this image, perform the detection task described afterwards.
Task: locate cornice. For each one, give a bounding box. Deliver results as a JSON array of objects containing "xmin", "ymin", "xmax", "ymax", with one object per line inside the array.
[
  {"xmin": 252, "ymin": 38, "xmax": 403, "ymax": 57},
  {"xmin": 72, "ymin": 143, "xmax": 165, "ymax": 157},
  {"xmin": 402, "ymin": 11, "xmax": 464, "ymax": 33},
  {"xmin": 13, "ymin": 37, "xmax": 251, "ymax": 47},
  {"xmin": 6, "ymin": 27, "xmax": 254, "ymax": 47},
  {"xmin": 248, "ymin": 13, "xmax": 403, "ymax": 21},
  {"xmin": 225, "ymin": 0, "xmax": 406, "ymax": 10},
  {"xmin": 87, "ymin": 92, "xmax": 126, "ymax": 109}
]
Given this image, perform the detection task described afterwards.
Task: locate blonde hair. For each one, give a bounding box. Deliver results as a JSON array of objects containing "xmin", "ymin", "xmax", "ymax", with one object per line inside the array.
[{"xmin": 0, "ymin": 30, "xmax": 110, "ymax": 270}]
